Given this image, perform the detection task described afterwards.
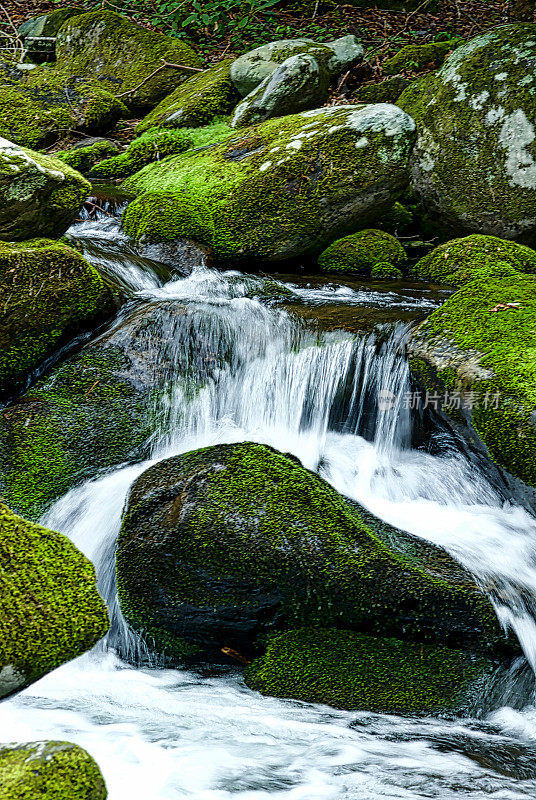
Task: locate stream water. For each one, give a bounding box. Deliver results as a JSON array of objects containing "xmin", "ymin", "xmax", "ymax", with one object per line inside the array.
[{"xmin": 3, "ymin": 210, "xmax": 536, "ymax": 798}]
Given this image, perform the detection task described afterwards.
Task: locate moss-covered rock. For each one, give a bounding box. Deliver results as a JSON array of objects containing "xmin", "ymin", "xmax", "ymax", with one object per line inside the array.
[
  {"xmin": 136, "ymin": 59, "xmax": 239, "ymax": 133},
  {"xmin": 398, "ymin": 26, "xmax": 536, "ymax": 241},
  {"xmin": 0, "ymin": 239, "xmax": 114, "ymax": 399},
  {"xmin": 0, "ymin": 71, "xmax": 127, "ymax": 150},
  {"xmin": 371, "ymin": 261, "xmax": 403, "ymax": 279},
  {"xmin": 55, "ymin": 10, "xmax": 202, "ymax": 112},
  {"xmin": 377, "ymin": 200, "xmax": 413, "ymax": 233},
  {"xmin": 116, "ymin": 442, "xmax": 507, "ymax": 663},
  {"xmin": 121, "ymin": 104, "xmax": 416, "ymax": 264},
  {"xmin": 122, "ymin": 191, "xmax": 214, "ymax": 244},
  {"xmin": 0, "ymin": 741, "xmax": 107, "ymax": 799},
  {"xmin": 383, "ymin": 39, "xmax": 463, "ymax": 75},
  {"xmin": 88, "ymin": 128, "xmax": 192, "ymax": 180},
  {"xmin": 230, "ymin": 36, "xmax": 363, "ymax": 97},
  {"xmin": 0, "ymin": 139, "xmax": 90, "ymax": 240},
  {"xmin": 411, "ymin": 234, "xmax": 536, "ymax": 286},
  {"xmin": 231, "ymin": 53, "xmax": 330, "ymax": 129},
  {"xmin": 245, "ymin": 628, "xmax": 493, "ymax": 713},
  {"xmin": 354, "ymin": 75, "xmax": 413, "ymax": 104},
  {"xmin": 409, "ymin": 275, "xmax": 536, "ymax": 489},
  {"xmin": 55, "ymin": 139, "xmax": 121, "ymax": 174},
  {"xmin": 18, "ymin": 7, "xmax": 83, "ymax": 39},
  {"xmin": 318, "ymin": 228, "xmax": 406, "ymax": 275},
  {"xmin": 0, "ymin": 504, "xmax": 109, "ymax": 699}
]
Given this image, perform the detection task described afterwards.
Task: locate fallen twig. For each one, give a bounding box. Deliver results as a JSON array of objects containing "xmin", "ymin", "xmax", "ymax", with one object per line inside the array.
[{"xmin": 115, "ymin": 58, "xmax": 204, "ymax": 99}]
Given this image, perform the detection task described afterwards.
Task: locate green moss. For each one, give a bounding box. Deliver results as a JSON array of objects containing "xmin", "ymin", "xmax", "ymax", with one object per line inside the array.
[
  {"xmin": 56, "ymin": 10, "xmax": 202, "ymax": 112},
  {"xmin": 55, "ymin": 140, "xmax": 120, "ymax": 174},
  {"xmin": 88, "ymin": 128, "xmax": 193, "ymax": 180},
  {"xmin": 398, "ymin": 26, "xmax": 536, "ymax": 240},
  {"xmin": 318, "ymin": 229, "xmax": 407, "ymax": 276},
  {"xmin": 0, "ymin": 239, "xmax": 114, "ymax": 399},
  {"xmin": 371, "ymin": 261, "xmax": 403, "ymax": 279},
  {"xmin": 122, "ymin": 191, "xmax": 215, "ymax": 244},
  {"xmin": 0, "ymin": 504, "xmax": 109, "ymax": 697},
  {"xmin": 411, "ymin": 234, "xmax": 536, "ymax": 286},
  {"xmin": 19, "ymin": 7, "xmax": 84, "ymax": 38},
  {"xmin": 354, "ymin": 75, "xmax": 413, "ymax": 104},
  {"xmin": 245, "ymin": 627, "xmax": 492, "ymax": 713},
  {"xmin": 383, "ymin": 39, "xmax": 463, "ymax": 75},
  {"xmin": 0, "ymin": 70, "xmax": 126, "ymax": 149},
  {"xmin": 411, "ymin": 275, "xmax": 536, "ymax": 487},
  {"xmin": 377, "ymin": 200, "xmax": 413, "ymax": 233},
  {"xmin": 121, "ymin": 105, "xmax": 416, "ymax": 264},
  {"xmin": 116, "ymin": 442, "xmax": 506, "ymax": 661},
  {"xmin": 0, "ymin": 741, "xmax": 106, "ymax": 799},
  {"xmin": 137, "ymin": 59, "xmax": 239, "ymax": 134}
]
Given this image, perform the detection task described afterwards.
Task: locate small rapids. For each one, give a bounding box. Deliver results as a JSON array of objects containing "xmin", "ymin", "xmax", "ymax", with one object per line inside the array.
[{"xmin": 3, "ymin": 214, "xmax": 536, "ymax": 798}]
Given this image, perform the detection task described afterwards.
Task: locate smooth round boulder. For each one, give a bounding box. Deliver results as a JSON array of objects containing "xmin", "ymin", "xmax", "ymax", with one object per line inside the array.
[
  {"xmin": 318, "ymin": 229, "xmax": 407, "ymax": 275},
  {"xmin": 116, "ymin": 442, "xmax": 506, "ymax": 663},
  {"xmin": 398, "ymin": 25, "xmax": 536, "ymax": 241}
]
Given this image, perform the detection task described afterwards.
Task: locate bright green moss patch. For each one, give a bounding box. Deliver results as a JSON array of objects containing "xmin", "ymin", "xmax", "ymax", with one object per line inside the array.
[
  {"xmin": 55, "ymin": 140, "xmax": 120, "ymax": 174},
  {"xmin": 0, "ymin": 239, "xmax": 114, "ymax": 398},
  {"xmin": 89, "ymin": 128, "xmax": 193, "ymax": 180},
  {"xmin": 56, "ymin": 10, "xmax": 202, "ymax": 112},
  {"xmin": 116, "ymin": 442, "xmax": 505, "ymax": 662},
  {"xmin": 383, "ymin": 39, "xmax": 463, "ymax": 75},
  {"xmin": 411, "ymin": 235, "xmax": 536, "ymax": 286},
  {"xmin": 137, "ymin": 59, "xmax": 239, "ymax": 134},
  {"xmin": 371, "ymin": 262, "xmax": 403, "ymax": 279},
  {"xmin": 317, "ymin": 229, "xmax": 407, "ymax": 276},
  {"xmin": 245, "ymin": 628, "xmax": 492, "ymax": 713},
  {"xmin": 411, "ymin": 275, "xmax": 536, "ymax": 487},
  {"xmin": 0, "ymin": 504, "xmax": 109, "ymax": 698},
  {"xmin": 122, "ymin": 191, "xmax": 215, "ymax": 244},
  {"xmin": 0, "ymin": 741, "xmax": 107, "ymax": 799}
]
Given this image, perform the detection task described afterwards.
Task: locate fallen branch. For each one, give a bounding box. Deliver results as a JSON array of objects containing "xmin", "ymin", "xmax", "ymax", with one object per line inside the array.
[{"xmin": 115, "ymin": 58, "xmax": 204, "ymax": 99}]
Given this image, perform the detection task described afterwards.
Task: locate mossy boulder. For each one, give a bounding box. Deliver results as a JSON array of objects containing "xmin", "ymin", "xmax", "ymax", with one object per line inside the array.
[
  {"xmin": 230, "ymin": 36, "xmax": 363, "ymax": 97},
  {"xmin": 123, "ymin": 191, "xmax": 215, "ymax": 245},
  {"xmin": 371, "ymin": 261, "xmax": 403, "ymax": 279},
  {"xmin": 354, "ymin": 75, "xmax": 413, "ymax": 104},
  {"xmin": 318, "ymin": 229, "xmax": 406, "ymax": 275},
  {"xmin": 0, "ymin": 240, "xmax": 114, "ymax": 399},
  {"xmin": 122, "ymin": 105, "xmax": 416, "ymax": 263},
  {"xmin": 136, "ymin": 59, "xmax": 239, "ymax": 133},
  {"xmin": 55, "ymin": 139, "xmax": 121, "ymax": 174},
  {"xmin": 231, "ymin": 54, "xmax": 330, "ymax": 129},
  {"xmin": 0, "ymin": 71, "xmax": 127, "ymax": 150},
  {"xmin": 411, "ymin": 234, "xmax": 536, "ymax": 286},
  {"xmin": 398, "ymin": 26, "xmax": 536, "ymax": 241},
  {"xmin": 383, "ymin": 39, "xmax": 463, "ymax": 75},
  {"xmin": 0, "ymin": 504, "xmax": 109, "ymax": 699},
  {"xmin": 245, "ymin": 628, "xmax": 493, "ymax": 713},
  {"xmin": 0, "ymin": 741, "xmax": 107, "ymax": 799},
  {"xmin": 409, "ymin": 275, "xmax": 536, "ymax": 489},
  {"xmin": 0, "ymin": 139, "xmax": 90, "ymax": 240},
  {"xmin": 116, "ymin": 442, "xmax": 507, "ymax": 663},
  {"xmin": 55, "ymin": 10, "xmax": 202, "ymax": 112},
  {"xmin": 377, "ymin": 200, "xmax": 413, "ymax": 233},
  {"xmin": 88, "ymin": 128, "xmax": 192, "ymax": 180},
  {"xmin": 18, "ymin": 8, "xmax": 83, "ymax": 39}
]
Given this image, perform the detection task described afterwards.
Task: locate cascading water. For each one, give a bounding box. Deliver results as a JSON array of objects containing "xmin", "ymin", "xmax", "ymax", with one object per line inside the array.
[{"xmin": 4, "ymin": 213, "xmax": 536, "ymax": 799}]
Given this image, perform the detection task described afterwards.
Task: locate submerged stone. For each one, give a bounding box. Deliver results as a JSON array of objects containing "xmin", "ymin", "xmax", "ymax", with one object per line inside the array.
[
  {"xmin": 0, "ymin": 503, "xmax": 109, "ymax": 699},
  {"xmin": 0, "ymin": 741, "xmax": 107, "ymax": 799},
  {"xmin": 398, "ymin": 25, "xmax": 536, "ymax": 241},
  {"xmin": 0, "ymin": 139, "xmax": 90, "ymax": 240},
  {"xmin": 55, "ymin": 10, "xmax": 202, "ymax": 112},
  {"xmin": 245, "ymin": 628, "xmax": 494, "ymax": 713},
  {"xmin": 116, "ymin": 442, "xmax": 507, "ymax": 663},
  {"xmin": 0, "ymin": 239, "xmax": 114, "ymax": 399},
  {"xmin": 231, "ymin": 53, "xmax": 330, "ymax": 128},
  {"xmin": 122, "ymin": 104, "xmax": 416, "ymax": 264}
]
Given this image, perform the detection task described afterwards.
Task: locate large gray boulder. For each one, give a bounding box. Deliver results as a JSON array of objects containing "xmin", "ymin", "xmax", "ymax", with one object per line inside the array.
[
  {"xmin": 122, "ymin": 104, "xmax": 417, "ymax": 264},
  {"xmin": 398, "ymin": 25, "xmax": 536, "ymax": 241},
  {"xmin": 230, "ymin": 35, "xmax": 363, "ymax": 97},
  {"xmin": 231, "ymin": 53, "xmax": 330, "ymax": 128},
  {"xmin": 0, "ymin": 137, "xmax": 90, "ymax": 240}
]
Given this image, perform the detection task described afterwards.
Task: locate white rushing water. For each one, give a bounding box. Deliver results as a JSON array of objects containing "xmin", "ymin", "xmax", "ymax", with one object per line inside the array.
[{"xmin": 3, "ymin": 216, "xmax": 536, "ymax": 798}]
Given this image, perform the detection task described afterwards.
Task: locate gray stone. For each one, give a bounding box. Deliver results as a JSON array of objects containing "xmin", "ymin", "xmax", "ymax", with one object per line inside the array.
[{"xmin": 231, "ymin": 54, "xmax": 329, "ymax": 128}]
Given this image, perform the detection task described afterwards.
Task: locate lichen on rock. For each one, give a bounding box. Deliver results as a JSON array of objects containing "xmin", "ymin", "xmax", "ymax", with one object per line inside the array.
[{"xmin": 0, "ymin": 503, "xmax": 109, "ymax": 699}]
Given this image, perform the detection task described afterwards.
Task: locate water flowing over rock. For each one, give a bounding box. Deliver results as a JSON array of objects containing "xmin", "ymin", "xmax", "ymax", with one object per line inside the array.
[
  {"xmin": 0, "ymin": 503, "xmax": 109, "ymax": 700},
  {"xmin": 230, "ymin": 35, "xmax": 363, "ymax": 97},
  {"xmin": 116, "ymin": 441, "xmax": 506, "ymax": 662},
  {"xmin": 398, "ymin": 25, "xmax": 536, "ymax": 241},
  {"xmin": 231, "ymin": 54, "xmax": 330, "ymax": 128},
  {"xmin": 0, "ymin": 138, "xmax": 90, "ymax": 240},
  {"xmin": 0, "ymin": 741, "xmax": 107, "ymax": 799},
  {"xmin": 122, "ymin": 104, "xmax": 417, "ymax": 263}
]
